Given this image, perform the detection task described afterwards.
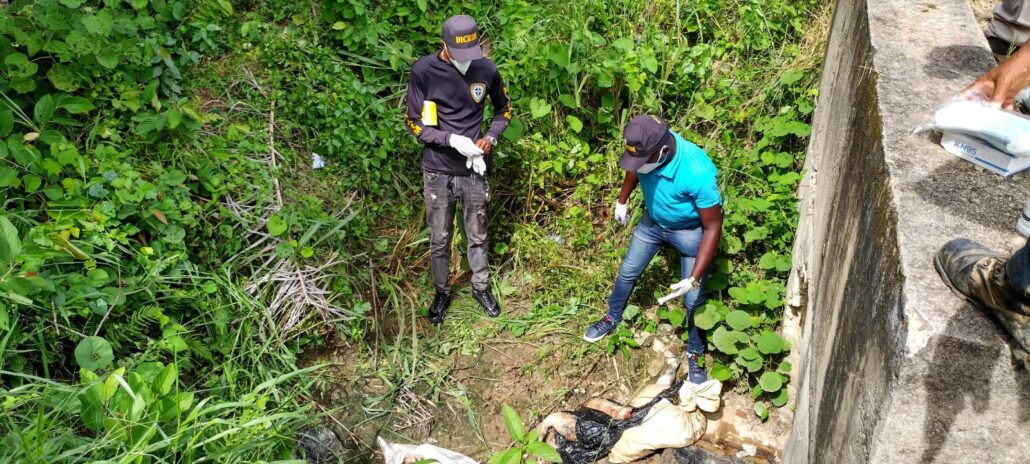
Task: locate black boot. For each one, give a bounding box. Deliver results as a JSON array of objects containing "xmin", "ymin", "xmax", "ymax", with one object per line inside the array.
[
  {"xmin": 428, "ymin": 291, "xmax": 451, "ymax": 324},
  {"xmin": 935, "ymin": 239, "xmax": 1030, "ymax": 356},
  {"xmin": 472, "ymin": 287, "xmax": 500, "ymax": 318}
]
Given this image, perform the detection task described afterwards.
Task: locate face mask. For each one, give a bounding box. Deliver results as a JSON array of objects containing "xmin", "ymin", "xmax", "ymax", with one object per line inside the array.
[
  {"xmin": 445, "ymin": 46, "xmax": 473, "ymax": 75},
  {"xmin": 453, "ymin": 59, "xmax": 472, "ymax": 75},
  {"xmin": 636, "ymin": 148, "xmax": 670, "ymax": 174}
]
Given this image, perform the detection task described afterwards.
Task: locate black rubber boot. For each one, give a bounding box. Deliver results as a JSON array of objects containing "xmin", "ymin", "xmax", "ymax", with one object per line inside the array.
[
  {"xmin": 472, "ymin": 287, "xmax": 500, "ymax": 318},
  {"xmin": 428, "ymin": 291, "xmax": 451, "ymax": 324},
  {"xmin": 935, "ymin": 239, "xmax": 1030, "ymax": 359}
]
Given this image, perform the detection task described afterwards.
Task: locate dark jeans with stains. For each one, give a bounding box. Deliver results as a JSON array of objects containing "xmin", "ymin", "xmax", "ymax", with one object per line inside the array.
[{"xmin": 423, "ymin": 170, "xmax": 490, "ymax": 293}]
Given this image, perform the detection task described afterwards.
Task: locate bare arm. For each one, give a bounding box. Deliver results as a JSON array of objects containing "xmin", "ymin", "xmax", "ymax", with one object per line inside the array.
[
  {"xmin": 617, "ymin": 171, "xmax": 638, "ymax": 204},
  {"xmin": 965, "ymin": 44, "xmax": 1030, "ymax": 109},
  {"xmin": 689, "ymin": 206, "xmax": 723, "ymax": 281}
]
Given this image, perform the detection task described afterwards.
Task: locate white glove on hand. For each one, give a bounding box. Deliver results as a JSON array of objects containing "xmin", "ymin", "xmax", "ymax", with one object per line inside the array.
[
  {"xmin": 614, "ymin": 201, "xmax": 629, "ymax": 225},
  {"xmin": 657, "ymin": 277, "xmax": 698, "ymax": 305},
  {"xmin": 448, "ymin": 134, "xmax": 485, "ymax": 158},
  {"xmin": 466, "ymin": 155, "xmax": 487, "ymax": 176}
]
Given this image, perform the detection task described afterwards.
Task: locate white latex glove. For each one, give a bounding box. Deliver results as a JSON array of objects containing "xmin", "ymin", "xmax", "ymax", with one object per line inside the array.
[
  {"xmin": 466, "ymin": 155, "xmax": 487, "ymax": 176},
  {"xmin": 448, "ymin": 134, "xmax": 484, "ymax": 158},
  {"xmin": 614, "ymin": 201, "xmax": 629, "ymax": 225},
  {"xmin": 657, "ymin": 277, "xmax": 698, "ymax": 305}
]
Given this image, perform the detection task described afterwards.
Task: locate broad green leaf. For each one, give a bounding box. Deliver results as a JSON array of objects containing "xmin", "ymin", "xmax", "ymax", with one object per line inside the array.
[
  {"xmin": 0, "ymin": 216, "xmax": 21, "ymax": 264},
  {"xmin": 34, "ymin": 95, "xmax": 56, "ymax": 126},
  {"xmin": 758, "ymin": 252, "xmax": 778, "ymax": 270},
  {"xmin": 75, "ymin": 336, "xmax": 114, "ymax": 370},
  {"xmin": 78, "ymin": 384, "xmax": 106, "ymax": 432},
  {"xmin": 0, "ymin": 109, "xmax": 12, "ymax": 137},
  {"xmin": 153, "ymin": 363, "xmax": 177, "ymax": 396},
  {"xmin": 22, "ymin": 174, "xmax": 41, "ymax": 193},
  {"xmin": 96, "ymin": 49, "xmax": 119, "ymax": 69},
  {"xmin": 641, "ymin": 50, "xmax": 659, "ymax": 73},
  {"xmin": 167, "ymin": 108, "xmax": 182, "ymax": 129},
  {"xmin": 529, "ymin": 98, "xmax": 551, "ymax": 119},
  {"xmin": 489, "ymin": 448, "xmax": 522, "ymax": 464},
  {"xmin": 622, "ymin": 304, "xmax": 640, "ymax": 321},
  {"xmin": 725, "ymin": 310, "xmax": 751, "ymax": 330},
  {"xmin": 736, "ymin": 353, "xmax": 763, "ymax": 373},
  {"xmin": 770, "ymin": 388, "xmax": 789, "ymax": 407},
  {"xmin": 60, "ymin": 0, "xmax": 84, "ymax": 6},
  {"xmin": 711, "ymin": 327, "xmax": 741, "ymax": 355},
  {"xmin": 546, "ymin": 43, "xmax": 569, "ymax": 69},
  {"xmin": 658, "ymin": 308, "xmax": 684, "ymax": 327},
  {"xmin": 566, "ymin": 115, "xmax": 583, "ymax": 133},
  {"xmin": 501, "ymin": 404, "xmax": 525, "ymax": 442},
  {"xmin": 709, "ymin": 361, "xmax": 732, "ymax": 381},
  {"xmin": 693, "ymin": 303, "xmax": 721, "ymax": 330},
  {"xmin": 756, "ymin": 331, "xmax": 785, "ymax": 354},
  {"xmin": 128, "ymin": 0, "xmax": 149, "ymax": 9},
  {"xmin": 526, "ymin": 441, "xmax": 561, "ymax": 463},
  {"xmin": 759, "ymin": 371, "xmax": 783, "ymax": 393},
  {"xmin": 558, "ymin": 94, "xmax": 578, "ymax": 108},
  {"xmin": 331, "ymin": 21, "xmax": 346, "ymax": 30},
  {"xmin": 754, "ymin": 401, "xmax": 769, "ymax": 421},
  {"xmin": 60, "ymin": 96, "xmax": 95, "ymax": 114},
  {"xmin": 267, "ymin": 215, "xmax": 288, "ymax": 237},
  {"xmin": 777, "ymin": 361, "xmax": 793, "ymax": 374},
  {"xmin": 612, "ymin": 37, "xmax": 633, "ymax": 51},
  {"xmin": 81, "ymin": 11, "xmax": 114, "ymax": 36},
  {"xmin": 503, "ymin": 119, "xmax": 524, "ymax": 140}
]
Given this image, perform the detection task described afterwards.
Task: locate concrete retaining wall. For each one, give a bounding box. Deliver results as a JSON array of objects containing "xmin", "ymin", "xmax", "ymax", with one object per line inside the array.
[{"xmin": 784, "ymin": 0, "xmax": 1030, "ymax": 463}]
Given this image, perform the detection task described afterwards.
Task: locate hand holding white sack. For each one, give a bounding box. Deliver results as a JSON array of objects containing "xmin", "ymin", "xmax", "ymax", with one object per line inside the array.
[
  {"xmin": 608, "ymin": 380, "xmax": 723, "ymax": 463},
  {"xmin": 930, "ymin": 100, "xmax": 1030, "ymax": 156}
]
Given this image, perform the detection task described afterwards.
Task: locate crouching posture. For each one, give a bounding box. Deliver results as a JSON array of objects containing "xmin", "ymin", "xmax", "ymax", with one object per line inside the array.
[{"xmin": 538, "ymin": 378, "xmax": 722, "ymax": 463}]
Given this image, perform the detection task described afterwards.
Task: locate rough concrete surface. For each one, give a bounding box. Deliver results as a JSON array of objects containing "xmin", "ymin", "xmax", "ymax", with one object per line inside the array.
[{"xmin": 784, "ymin": 0, "xmax": 1030, "ymax": 463}]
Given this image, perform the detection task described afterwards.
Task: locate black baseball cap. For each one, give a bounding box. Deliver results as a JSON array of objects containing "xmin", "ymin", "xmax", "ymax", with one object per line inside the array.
[
  {"xmin": 619, "ymin": 115, "xmax": 673, "ymax": 171},
  {"xmin": 442, "ymin": 15, "xmax": 483, "ymax": 62}
]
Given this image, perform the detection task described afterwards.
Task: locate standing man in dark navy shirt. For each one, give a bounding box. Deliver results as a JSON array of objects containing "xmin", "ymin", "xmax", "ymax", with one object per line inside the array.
[{"xmin": 405, "ymin": 15, "xmax": 511, "ymax": 323}]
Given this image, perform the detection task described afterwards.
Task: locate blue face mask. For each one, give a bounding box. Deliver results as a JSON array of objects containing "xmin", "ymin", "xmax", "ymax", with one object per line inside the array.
[{"xmin": 636, "ymin": 147, "xmax": 670, "ymax": 174}]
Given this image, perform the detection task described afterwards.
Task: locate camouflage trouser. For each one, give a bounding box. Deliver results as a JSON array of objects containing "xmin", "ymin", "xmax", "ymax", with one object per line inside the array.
[
  {"xmin": 423, "ymin": 170, "xmax": 489, "ymax": 293},
  {"xmin": 1005, "ymin": 240, "xmax": 1030, "ymax": 366}
]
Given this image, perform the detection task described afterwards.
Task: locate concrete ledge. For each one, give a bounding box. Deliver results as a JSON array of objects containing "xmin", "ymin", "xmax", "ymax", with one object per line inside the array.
[{"xmin": 785, "ymin": 0, "xmax": 1030, "ymax": 463}]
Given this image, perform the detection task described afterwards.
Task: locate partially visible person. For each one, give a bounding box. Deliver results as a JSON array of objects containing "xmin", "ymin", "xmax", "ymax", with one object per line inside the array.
[
  {"xmin": 965, "ymin": 36, "xmax": 1030, "ymax": 109},
  {"xmin": 936, "ymin": 47, "xmax": 1030, "ymax": 366},
  {"xmin": 986, "ymin": 1, "xmax": 1030, "ymax": 60},
  {"xmin": 404, "ymin": 15, "xmax": 512, "ymax": 323},
  {"xmin": 583, "ymin": 115, "xmax": 723, "ymax": 385}
]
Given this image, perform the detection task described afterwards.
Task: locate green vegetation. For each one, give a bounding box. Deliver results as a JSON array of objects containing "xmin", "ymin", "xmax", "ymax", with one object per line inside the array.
[{"xmin": 0, "ymin": 0, "xmax": 826, "ymax": 461}]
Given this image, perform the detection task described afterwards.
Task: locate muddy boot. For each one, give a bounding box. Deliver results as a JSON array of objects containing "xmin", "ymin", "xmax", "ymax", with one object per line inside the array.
[
  {"xmin": 428, "ymin": 291, "xmax": 451, "ymax": 324},
  {"xmin": 472, "ymin": 287, "xmax": 500, "ymax": 318},
  {"xmin": 935, "ymin": 239, "xmax": 1030, "ymax": 363}
]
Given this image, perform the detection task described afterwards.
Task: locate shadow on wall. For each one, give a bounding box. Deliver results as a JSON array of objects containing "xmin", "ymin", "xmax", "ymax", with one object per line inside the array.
[
  {"xmin": 922, "ymin": 45, "xmax": 996, "ymax": 83},
  {"xmin": 919, "ymin": 305, "xmax": 1030, "ymax": 464},
  {"xmin": 911, "ymin": 157, "xmax": 1027, "ymax": 234}
]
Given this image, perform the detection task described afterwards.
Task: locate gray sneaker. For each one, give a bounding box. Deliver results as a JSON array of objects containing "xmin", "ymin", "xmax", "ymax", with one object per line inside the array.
[
  {"xmin": 935, "ymin": 239, "xmax": 1030, "ymax": 358},
  {"xmin": 584, "ymin": 315, "xmax": 618, "ymax": 343}
]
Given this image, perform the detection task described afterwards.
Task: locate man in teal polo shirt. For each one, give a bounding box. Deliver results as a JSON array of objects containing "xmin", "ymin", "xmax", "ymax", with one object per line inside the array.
[{"xmin": 584, "ymin": 115, "xmax": 723, "ymax": 384}]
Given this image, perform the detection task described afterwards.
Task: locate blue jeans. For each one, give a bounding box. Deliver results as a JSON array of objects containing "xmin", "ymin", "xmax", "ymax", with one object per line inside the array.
[{"xmin": 607, "ymin": 214, "xmax": 708, "ymax": 355}]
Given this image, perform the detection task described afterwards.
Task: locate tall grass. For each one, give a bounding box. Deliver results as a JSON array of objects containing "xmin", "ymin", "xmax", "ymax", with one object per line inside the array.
[{"xmin": 0, "ymin": 273, "xmax": 320, "ymax": 463}]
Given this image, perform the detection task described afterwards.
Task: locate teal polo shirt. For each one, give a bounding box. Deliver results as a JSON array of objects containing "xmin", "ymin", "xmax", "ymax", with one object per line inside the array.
[{"xmin": 637, "ymin": 131, "xmax": 721, "ymax": 229}]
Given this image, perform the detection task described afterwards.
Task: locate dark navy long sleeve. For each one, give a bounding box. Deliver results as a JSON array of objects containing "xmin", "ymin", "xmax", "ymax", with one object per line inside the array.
[{"xmin": 405, "ymin": 53, "xmax": 511, "ymax": 175}]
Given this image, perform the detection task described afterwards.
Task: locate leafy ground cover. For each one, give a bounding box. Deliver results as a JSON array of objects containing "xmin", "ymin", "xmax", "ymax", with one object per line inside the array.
[{"xmin": 0, "ymin": 0, "xmax": 827, "ymax": 462}]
